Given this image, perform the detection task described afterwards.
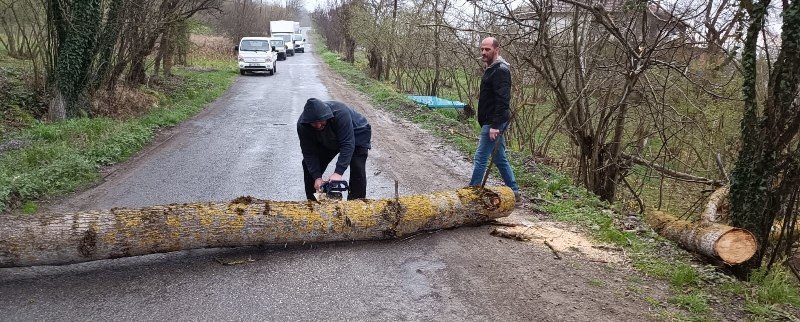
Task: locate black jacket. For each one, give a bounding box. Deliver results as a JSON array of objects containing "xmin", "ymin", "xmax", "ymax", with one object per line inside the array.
[
  {"xmin": 478, "ymin": 57, "xmax": 512, "ymax": 129},
  {"xmin": 297, "ymin": 98, "xmax": 371, "ymax": 179}
]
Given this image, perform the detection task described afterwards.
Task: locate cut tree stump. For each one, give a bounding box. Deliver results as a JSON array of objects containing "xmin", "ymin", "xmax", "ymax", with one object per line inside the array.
[
  {"xmin": 0, "ymin": 186, "xmax": 514, "ymax": 268},
  {"xmin": 646, "ymin": 210, "xmax": 757, "ymax": 265}
]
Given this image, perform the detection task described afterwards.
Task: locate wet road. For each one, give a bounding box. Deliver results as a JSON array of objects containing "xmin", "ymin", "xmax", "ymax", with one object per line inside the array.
[
  {"xmin": 0, "ymin": 48, "xmax": 658, "ymax": 321},
  {"xmin": 42, "ymin": 49, "xmax": 400, "ymax": 210}
]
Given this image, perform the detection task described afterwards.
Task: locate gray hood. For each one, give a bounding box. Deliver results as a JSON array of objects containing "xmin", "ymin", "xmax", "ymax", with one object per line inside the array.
[{"xmin": 488, "ymin": 56, "xmax": 510, "ymax": 69}]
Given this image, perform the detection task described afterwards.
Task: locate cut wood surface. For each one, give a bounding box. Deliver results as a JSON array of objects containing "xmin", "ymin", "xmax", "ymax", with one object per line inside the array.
[
  {"xmin": 646, "ymin": 210, "xmax": 757, "ymax": 265},
  {"xmin": 0, "ymin": 186, "xmax": 515, "ymax": 268}
]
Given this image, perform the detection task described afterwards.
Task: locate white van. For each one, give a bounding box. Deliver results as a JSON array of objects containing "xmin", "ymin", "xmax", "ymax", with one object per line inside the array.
[
  {"xmin": 272, "ymin": 33, "xmax": 294, "ymax": 56},
  {"xmin": 292, "ymin": 33, "xmax": 305, "ymax": 53},
  {"xmin": 235, "ymin": 37, "xmax": 277, "ymax": 76},
  {"xmin": 269, "ymin": 38, "xmax": 287, "ymax": 61}
]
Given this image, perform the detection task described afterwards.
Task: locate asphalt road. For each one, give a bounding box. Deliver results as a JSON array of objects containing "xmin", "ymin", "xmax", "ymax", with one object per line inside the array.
[{"xmin": 0, "ymin": 48, "xmax": 658, "ymax": 321}]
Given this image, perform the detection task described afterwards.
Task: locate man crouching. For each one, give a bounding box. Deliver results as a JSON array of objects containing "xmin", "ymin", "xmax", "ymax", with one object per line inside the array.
[{"xmin": 297, "ymin": 98, "xmax": 372, "ymax": 201}]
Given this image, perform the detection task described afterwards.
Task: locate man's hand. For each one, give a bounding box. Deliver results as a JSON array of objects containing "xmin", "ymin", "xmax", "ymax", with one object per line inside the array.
[
  {"xmin": 314, "ymin": 178, "xmax": 324, "ymax": 191},
  {"xmin": 328, "ymin": 173, "xmax": 343, "ymax": 182},
  {"xmin": 489, "ymin": 128, "xmax": 500, "ymax": 141}
]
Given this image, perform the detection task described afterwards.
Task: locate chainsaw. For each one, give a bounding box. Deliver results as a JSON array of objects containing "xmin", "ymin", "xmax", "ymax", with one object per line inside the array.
[{"xmin": 315, "ymin": 180, "xmax": 349, "ymax": 201}]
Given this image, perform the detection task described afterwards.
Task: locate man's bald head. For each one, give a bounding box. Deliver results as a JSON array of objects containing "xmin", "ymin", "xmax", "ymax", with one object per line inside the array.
[
  {"xmin": 481, "ymin": 37, "xmax": 500, "ymax": 48},
  {"xmin": 480, "ymin": 37, "xmax": 501, "ymax": 65}
]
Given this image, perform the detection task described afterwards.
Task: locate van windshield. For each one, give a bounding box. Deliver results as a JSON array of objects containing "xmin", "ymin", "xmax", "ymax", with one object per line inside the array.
[
  {"xmin": 277, "ymin": 34, "xmax": 292, "ymax": 42},
  {"xmin": 269, "ymin": 40, "xmax": 284, "ymax": 48},
  {"xmin": 239, "ymin": 40, "xmax": 270, "ymax": 51},
  {"xmin": 293, "ymin": 34, "xmax": 303, "ymax": 41}
]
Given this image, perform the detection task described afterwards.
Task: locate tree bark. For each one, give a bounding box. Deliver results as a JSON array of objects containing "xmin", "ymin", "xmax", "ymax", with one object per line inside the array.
[
  {"xmin": 646, "ymin": 210, "xmax": 757, "ymax": 265},
  {"xmin": 0, "ymin": 187, "xmax": 515, "ymax": 268},
  {"xmin": 701, "ymin": 185, "xmax": 729, "ymax": 225}
]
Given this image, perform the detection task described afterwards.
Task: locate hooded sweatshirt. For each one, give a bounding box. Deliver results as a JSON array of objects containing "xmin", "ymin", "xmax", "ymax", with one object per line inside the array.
[
  {"xmin": 297, "ymin": 98, "xmax": 371, "ymax": 179},
  {"xmin": 478, "ymin": 56, "xmax": 511, "ymax": 129}
]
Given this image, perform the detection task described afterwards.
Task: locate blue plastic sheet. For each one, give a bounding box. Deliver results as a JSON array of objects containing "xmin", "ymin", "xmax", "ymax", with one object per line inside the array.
[{"xmin": 407, "ymin": 95, "xmax": 466, "ymax": 109}]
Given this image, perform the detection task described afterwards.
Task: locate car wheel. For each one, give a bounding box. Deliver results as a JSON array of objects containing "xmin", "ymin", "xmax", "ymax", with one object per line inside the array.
[{"xmin": 240, "ymin": 70, "xmax": 246, "ymax": 75}]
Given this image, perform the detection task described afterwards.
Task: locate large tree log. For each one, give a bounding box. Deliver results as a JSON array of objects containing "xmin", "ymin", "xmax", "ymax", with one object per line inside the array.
[
  {"xmin": 646, "ymin": 210, "xmax": 757, "ymax": 265},
  {"xmin": 700, "ymin": 185, "xmax": 730, "ymax": 225},
  {"xmin": 0, "ymin": 187, "xmax": 514, "ymax": 268}
]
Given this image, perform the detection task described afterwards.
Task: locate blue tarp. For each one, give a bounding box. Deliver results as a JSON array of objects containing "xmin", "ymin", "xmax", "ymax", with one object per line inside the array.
[{"xmin": 407, "ymin": 95, "xmax": 466, "ymax": 109}]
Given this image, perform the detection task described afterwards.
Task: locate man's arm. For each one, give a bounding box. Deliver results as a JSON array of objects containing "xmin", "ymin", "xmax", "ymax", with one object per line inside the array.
[
  {"xmin": 297, "ymin": 123, "xmax": 323, "ymax": 179},
  {"xmin": 332, "ymin": 108, "xmax": 355, "ymax": 176},
  {"xmin": 491, "ymin": 66, "xmax": 512, "ymax": 130}
]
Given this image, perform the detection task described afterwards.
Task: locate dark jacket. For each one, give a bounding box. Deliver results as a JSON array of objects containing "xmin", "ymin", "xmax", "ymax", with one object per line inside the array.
[
  {"xmin": 297, "ymin": 98, "xmax": 371, "ymax": 179},
  {"xmin": 478, "ymin": 57, "xmax": 511, "ymax": 129}
]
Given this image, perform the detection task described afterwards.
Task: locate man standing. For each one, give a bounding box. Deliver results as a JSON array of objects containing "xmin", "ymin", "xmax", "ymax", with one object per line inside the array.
[
  {"xmin": 469, "ymin": 37, "xmax": 521, "ymax": 200},
  {"xmin": 297, "ymin": 98, "xmax": 372, "ymax": 201}
]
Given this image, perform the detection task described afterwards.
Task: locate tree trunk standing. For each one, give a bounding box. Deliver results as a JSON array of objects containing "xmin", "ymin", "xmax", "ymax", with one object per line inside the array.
[
  {"xmin": 47, "ymin": 0, "xmax": 103, "ymax": 118},
  {"xmin": 368, "ymin": 47, "xmax": 383, "ymax": 79},
  {"xmin": 47, "ymin": 89, "xmax": 66, "ymax": 120},
  {"xmin": 152, "ymin": 33, "xmax": 166, "ymax": 78},
  {"xmin": 430, "ymin": 0, "xmax": 441, "ymax": 97},
  {"xmin": 344, "ymin": 37, "xmax": 356, "ymax": 63},
  {"xmin": 91, "ymin": 0, "xmax": 124, "ymax": 91},
  {"xmin": 0, "ymin": 187, "xmax": 515, "ymax": 268},
  {"xmin": 730, "ymin": 0, "xmax": 800, "ymax": 275}
]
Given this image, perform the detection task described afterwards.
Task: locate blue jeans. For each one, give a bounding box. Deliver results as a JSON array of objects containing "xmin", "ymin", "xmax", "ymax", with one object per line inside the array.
[{"xmin": 469, "ymin": 124, "xmax": 519, "ymax": 191}]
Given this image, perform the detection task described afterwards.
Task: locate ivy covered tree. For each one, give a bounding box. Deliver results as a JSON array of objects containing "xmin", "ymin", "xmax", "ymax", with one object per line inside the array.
[
  {"xmin": 730, "ymin": 0, "xmax": 800, "ymax": 275},
  {"xmin": 47, "ymin": 0, "xmax": 102, "ymax": 119}
]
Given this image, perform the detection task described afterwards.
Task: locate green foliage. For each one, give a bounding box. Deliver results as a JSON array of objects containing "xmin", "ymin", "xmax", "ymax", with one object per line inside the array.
[
  {"xmin": 187, "ymin": 19, "xmax": 213, "ymax": 35},
  {"xmin": 748, "ymin": 268, "xmax": 800, "ymax": 306},
  {"xmin": 0, "ymin": 58, "xmax": 45, "ymax": 134},
  {"xmin": 21, "ymin": 201, "xmax": 37, "ymax": 214},
  {"xmin": 669, "ymin": 292, "xmax": 709, "ymax": 314},
  {"xmin": 0, "ymin": 64, "xmax": 235, "ymax": 213},
  {"xmin": 670, "ymin": 264, "xmax": 701, "ymax": 288}
]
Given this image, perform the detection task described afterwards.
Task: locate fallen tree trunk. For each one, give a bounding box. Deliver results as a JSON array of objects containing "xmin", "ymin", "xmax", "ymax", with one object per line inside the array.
[
  {"xmin": 700, "ymin": 185, "xmax": 729, "ymax": 225},
  {"xmin": 646, "ymin": 210, "xmax": 757, "ymax": 265},
  {"xmin": 0, "ymin": 186, "xmax": 514, "ymax": 268}
]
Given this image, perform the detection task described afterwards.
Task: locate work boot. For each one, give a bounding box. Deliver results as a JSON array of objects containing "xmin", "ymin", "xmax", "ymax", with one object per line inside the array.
[{"xmin": 514, "ymin": 190, "xmax": 522, "ymax": 205}]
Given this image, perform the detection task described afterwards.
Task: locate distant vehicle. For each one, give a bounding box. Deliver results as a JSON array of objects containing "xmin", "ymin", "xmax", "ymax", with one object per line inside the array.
[
  {"xmin": 292, "ymin": 33, "xmax": 305, "ymax": 53},
  {"xmin": 235, "ymin": 37, "xmax": 277, "ymax": 76},
  {"xmin": 273, "ymin": 33, "xmax": 294, "ymax": 56},
  {"xmin": 269, "ymin": 38, "xmax": 287, "ymax": 60},
  {"xmin": 270, "ymin": 20, "xmax": 299, "ymax": 56}
]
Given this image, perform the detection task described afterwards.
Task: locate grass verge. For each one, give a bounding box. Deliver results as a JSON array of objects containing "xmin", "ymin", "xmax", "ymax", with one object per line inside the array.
[
  {"xmin": 316, "ymin": 42, "xmax": 800, "ymax": 320},
  {"xmin": 0, "ymin": 62, "xmax": 237, "ymax": 213}
]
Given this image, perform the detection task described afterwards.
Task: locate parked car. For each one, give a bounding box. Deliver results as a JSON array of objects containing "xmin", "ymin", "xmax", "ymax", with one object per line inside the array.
[
  {"xmin": 235, "ymin": 37, "xmax": 277, "ymax": 76},
  {"xmin": 269, "ymin": 38, "xmax": 287, "ymax": 60},
  {"xmin": 292, "ymin": 33, "xmax": 305, "ymax": 53},
  {"xmin": 272, "ymin": 33, "xmax": 294, "ymax": 56}
]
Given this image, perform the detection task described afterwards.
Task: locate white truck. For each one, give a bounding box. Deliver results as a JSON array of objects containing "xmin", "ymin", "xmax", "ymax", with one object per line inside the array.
[
  {"xmin": 235, "ymin": 37, "xmax": 277, "ymax": 76},
  {"xmin": 270, "ymin": 20, "xmax": 298, "ymax": 56}
]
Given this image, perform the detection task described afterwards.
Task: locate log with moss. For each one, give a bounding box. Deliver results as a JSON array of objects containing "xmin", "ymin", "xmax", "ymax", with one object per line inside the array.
[
  {"xmin": 0, "ymin": 186, "xmax": 515, "ymax": 268},
  {"xmin": 646, "ymin": 210, "xmax": 757, "ymax": 265}
]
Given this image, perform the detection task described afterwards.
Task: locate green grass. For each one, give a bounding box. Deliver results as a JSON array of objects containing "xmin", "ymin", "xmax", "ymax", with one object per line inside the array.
[
  {"xmin": 749, "ymin": 267, "xmax": 800, "ymax": 306},
  {"xmin": 670, "ymin": 292, "xmax": 710, "ymax": 314},
  {"xmin": 0, "ymin": 61, "xmax": 236, "ymax": 213}
]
